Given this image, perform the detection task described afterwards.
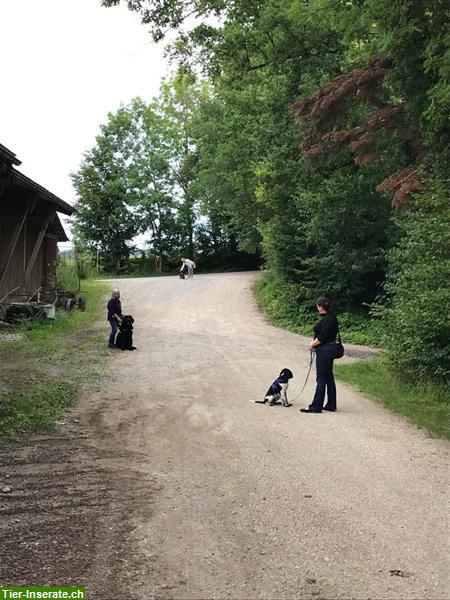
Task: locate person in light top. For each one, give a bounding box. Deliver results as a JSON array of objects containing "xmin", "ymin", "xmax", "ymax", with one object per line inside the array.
[{"xmin": 180, "ymin": 257, "xmax": 196, "ymax": 279}]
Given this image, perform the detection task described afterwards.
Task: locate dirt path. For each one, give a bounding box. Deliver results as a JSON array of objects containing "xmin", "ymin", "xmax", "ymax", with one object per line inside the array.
[{"xmin": 1, "ymin": 272, "xmax": 449, "ymax": 599}]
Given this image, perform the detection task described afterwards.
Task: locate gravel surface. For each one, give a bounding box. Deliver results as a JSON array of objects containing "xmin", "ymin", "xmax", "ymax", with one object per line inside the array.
[
  {"xmin": 1, "ymin": 272, "xmax": 448, "ymax": 599},
  {"xmin": 0, "ymin": 331, "xmax": 24, "ymax": 342}
]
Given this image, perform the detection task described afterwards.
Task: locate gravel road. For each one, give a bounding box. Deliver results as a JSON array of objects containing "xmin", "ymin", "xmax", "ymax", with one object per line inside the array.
[{"xmin": 1, "ymin": 272, "xmax": 448, "ymax": 600}]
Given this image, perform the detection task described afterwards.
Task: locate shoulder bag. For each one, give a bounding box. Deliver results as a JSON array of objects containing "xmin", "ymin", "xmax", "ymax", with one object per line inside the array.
[{"xmin": 335, "ymin": 330, "xmax": 345, "ymax": 359}]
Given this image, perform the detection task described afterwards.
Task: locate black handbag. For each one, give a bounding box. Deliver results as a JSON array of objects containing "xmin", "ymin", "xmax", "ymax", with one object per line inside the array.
[{"xmin": 335, "ymin": 330, "xmax": 345, "ymax": 359}]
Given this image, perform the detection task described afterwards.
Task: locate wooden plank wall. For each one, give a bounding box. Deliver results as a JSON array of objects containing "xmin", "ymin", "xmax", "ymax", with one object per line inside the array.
[{"xmin": 0, "ymin": 197, "xmax": 57, "ymax": 299}]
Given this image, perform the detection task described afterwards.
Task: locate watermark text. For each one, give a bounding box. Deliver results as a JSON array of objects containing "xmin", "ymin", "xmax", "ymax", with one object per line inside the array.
[{"xmin": 0, "ymin": 588, "xmax": 85, "ymax": 600}]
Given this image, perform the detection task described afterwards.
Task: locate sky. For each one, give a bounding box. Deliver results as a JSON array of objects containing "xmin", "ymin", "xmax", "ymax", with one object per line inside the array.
[{"xmin": 0, "ymin": 0, "xmax": 172, "ymax": 247}]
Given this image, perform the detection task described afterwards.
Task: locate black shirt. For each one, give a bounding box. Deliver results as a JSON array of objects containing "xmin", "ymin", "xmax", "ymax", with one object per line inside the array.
[
  {"xmin": 313, "ymin": 312, "xmax": 339, "ymax": 344},
  {"xmin": 107, "ymin": 298, "xmax": 122, "ymax": 322}
]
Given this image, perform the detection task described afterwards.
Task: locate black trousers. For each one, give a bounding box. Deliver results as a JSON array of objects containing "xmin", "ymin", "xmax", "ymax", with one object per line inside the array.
[{"xmin": 309, "ymin": 343, "xmax": 337, "ymax": 411}]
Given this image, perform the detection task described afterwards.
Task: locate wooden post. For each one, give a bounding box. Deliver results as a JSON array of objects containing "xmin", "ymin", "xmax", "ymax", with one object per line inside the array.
[
  {"xmin": 24, "ymin": 210, "xmax": 54, "ymax": 285},
  {"xmin": 23, "ymin": 220, "xmax": 27, "ymax": 271},
  {"xmin": 0, "ymin": 194, "xmax": 36, "ymax": 290}
]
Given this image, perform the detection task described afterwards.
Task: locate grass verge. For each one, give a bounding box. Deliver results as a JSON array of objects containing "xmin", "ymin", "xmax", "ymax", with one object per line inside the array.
[
  {"xmin": 0, "ymin": 380, "xmax": 77, "ymax": 433},
  {"xmin": 0, "ymin": 279, "xmax": 109, "ymax": 437},
  {"xmin": 334, "ymin": 358, "xmax": 449, "ymax": 439}
]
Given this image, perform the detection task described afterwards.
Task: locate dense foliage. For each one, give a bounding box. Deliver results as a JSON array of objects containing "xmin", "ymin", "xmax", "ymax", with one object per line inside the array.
[
  {"xmin": 89, "ymin": 0, "xmax": 450, "ymax": 384},
  {"xmin": 376, "ymin": 183, "xmax": 450, "ymax": 382}
]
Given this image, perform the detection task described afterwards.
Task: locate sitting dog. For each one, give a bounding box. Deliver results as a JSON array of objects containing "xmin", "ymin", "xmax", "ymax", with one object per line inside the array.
[
  {"xmin": 179, "ymin": 272, "xmax": 185, "ymax": 279},
  {"xmin": 115, "ymin": 315, "xmax": 136, "ymax": 351},
  {"xmin": 255, "ymin": 368, "xmax": 293, "ymax": 407}
]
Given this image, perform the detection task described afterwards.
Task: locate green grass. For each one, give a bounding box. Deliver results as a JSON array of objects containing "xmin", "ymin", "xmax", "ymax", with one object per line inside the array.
[
  {"xmin": 0, "ymin": 279, "xmax": 109, "ymax": 437},
  {"xmin": 17, "ymin": 280, "xmax": 106, "ymax": 339},
  {"xmin": 0, "ymin": 380, "xmax": 77, "ymax": 434},
  {"xmin": 335, "ymin": 359, "xmax": 450, "ymax": 439}
]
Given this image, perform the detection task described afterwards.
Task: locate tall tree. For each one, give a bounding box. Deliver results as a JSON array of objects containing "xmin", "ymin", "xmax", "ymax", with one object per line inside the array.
[
  {"xmin": 159, "ymin": 74, "xmax": 202, "ymax": 257},
  {"xmin": 72, "ymin": 112, "xmax": 140, "ymax": 272},
  {"xmin": 293, "ymin": 0, "xmax": 450, "ymax": 206},
  {"xmin": 73, "ymin": 98, "xmax": 178, "ymax": 272},
  {"xmin": 124, "ymin": 98, "xmax": 178, "ymax": 272}
]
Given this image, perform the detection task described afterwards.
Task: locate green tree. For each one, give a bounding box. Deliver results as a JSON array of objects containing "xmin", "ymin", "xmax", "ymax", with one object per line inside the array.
[
  {"xmin": 159, "ymin": 74, "xmax": 203, "ymax": 258},
  {"xmin": 123, "ymin": 98, "xmax": 178, "ymax": 272},
  {"xmin": 73, "ymin": 97, "xmax": 180, "ymax": 273},
  {"xmin": 72, "ymin": 114, "xmax": 139, "ymax": 272},
  {"xmin": 377, "ymin": 183, "xmax": 450, "ymax": 382}
]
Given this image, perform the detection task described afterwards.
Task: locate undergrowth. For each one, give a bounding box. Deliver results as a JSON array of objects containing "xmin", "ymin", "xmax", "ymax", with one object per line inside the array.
[{"xmin": 253, "ymin": 272, "xmax": 384, "ymax": 346}]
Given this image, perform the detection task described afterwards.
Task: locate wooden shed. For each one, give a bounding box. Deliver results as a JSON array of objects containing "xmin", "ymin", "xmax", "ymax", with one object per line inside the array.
[{"xmin": 0, "ymin": 143, "xmax": 74, "ymax": 301}]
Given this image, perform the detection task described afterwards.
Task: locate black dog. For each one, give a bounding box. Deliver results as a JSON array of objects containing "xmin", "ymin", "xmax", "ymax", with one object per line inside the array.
[{"xmin": 115, "ymin": 315, "xmax": 136, "ymax": 351}]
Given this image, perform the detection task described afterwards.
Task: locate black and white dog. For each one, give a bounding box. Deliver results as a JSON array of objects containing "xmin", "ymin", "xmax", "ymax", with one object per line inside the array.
[
  {"xmin": 255, "ymin": 368, "xmax": 293, "ymax": 407},
  {"xmin": 115, "ymin": 315, "xmax": 136, "ymax": 351}
]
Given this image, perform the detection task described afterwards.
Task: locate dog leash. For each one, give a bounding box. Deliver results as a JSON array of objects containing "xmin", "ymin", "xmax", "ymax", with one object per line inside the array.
[{"xmin": 290, "ymin": 350, "xmax": 315, "ymax": 404}]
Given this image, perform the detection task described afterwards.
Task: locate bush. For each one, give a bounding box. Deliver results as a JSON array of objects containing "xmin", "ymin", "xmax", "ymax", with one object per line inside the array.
[
  {"xmin": 376, "ymin": 183, "xmax": 450, "ymax": 383},
  {"xmin": 259, "ymin": 164, "xmax": 393, "ymax": 313},
  {"xmin": 253, "ymin": 270, "xmax": 384, "ymax": 346},
  {"xmin": 56, "ymin": 257, "xmax": 79, "ymax": 289},
  {"xmin": 76, "ymin": 253, "xmax": 95, "ymax": 279},
  {"xmin": 57, "ymin": 252, "xmax": 95, "ymax": 288}
]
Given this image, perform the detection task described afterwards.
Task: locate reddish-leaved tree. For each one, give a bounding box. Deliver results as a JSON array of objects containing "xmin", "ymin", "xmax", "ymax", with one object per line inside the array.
[{"xmin": 293, "ymin": 58, "xmax": 425, "ymax": 208}]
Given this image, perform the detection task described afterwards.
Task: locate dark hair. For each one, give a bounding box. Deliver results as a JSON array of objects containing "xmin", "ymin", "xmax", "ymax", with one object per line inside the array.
[{"xmin": 316, "ymin": 296, "xmax": 331, "ymax": 311}]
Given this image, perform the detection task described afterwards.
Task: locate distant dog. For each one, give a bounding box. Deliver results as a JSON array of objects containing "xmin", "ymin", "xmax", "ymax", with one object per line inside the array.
[
  {"xmin": 179, "ymin": 273, "xmax": 185, "ymax": 279},
  {"xmin": 255, "ymin": 368, "xmax": 293, "ymax": 407},
  {"xmin": 115, "ymin": 315, "xmax": 136, "ymax": 351}
]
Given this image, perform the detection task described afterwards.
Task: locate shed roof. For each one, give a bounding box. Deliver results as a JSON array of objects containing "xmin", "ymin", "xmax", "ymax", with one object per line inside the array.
[
  {"xmin": 49, "ymin": 213, "xmax": 70, "ymax": 242},
  {"xmin": 11, "ymin": 169, "xmax": 74, "ymax": 215},
  {"xmin": 0, "ymin": 141, "xmax": 74, "ymax": 215},
  {"xmin": 0, "ymin": 143, "xmax": 22, "ymax": 166}
]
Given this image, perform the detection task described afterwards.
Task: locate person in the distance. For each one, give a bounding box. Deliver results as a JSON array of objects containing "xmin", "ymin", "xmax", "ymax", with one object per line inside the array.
[{"xmin": 180, "ymin": 257, "xmax": 196, "ymax": 279}]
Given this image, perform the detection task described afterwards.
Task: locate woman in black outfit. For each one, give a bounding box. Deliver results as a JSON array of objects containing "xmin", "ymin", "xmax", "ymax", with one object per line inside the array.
[{"xmin": 300, "ymin": 296, "xmax": 339, "ymax": 413}]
